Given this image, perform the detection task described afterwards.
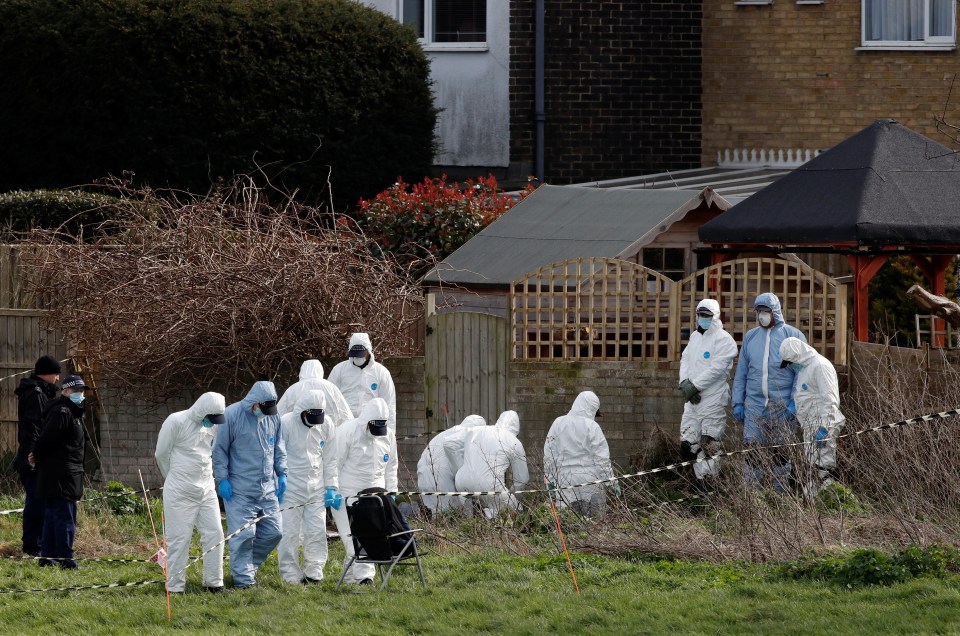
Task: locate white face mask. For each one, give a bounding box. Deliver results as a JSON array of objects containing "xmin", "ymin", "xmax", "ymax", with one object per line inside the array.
[
  {"xmin": 758, "ymin": 311, "xmax": 773, "ymax": 327},
  {"xmin": 351, "ymin": 357, "xmax": 365, "ymax": 367}
]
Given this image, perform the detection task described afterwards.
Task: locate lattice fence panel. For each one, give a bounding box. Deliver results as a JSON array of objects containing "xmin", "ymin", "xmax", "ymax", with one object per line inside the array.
[
  {"xmin": 510, "ymin": 258, "xmax": 677, "ymax": 361},
  {"xmin": 677, "ymin": 257, "xmax": 847, "ymax": 365}
]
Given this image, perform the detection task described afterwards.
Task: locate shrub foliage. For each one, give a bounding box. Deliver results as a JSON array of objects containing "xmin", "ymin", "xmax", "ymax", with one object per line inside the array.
[
  {"xmin": 0, "ymin": 0, "xmax": 437, "ymax": 210},
  {"xmin": 0, "ymin": 190, "xmax": 115, "ymax": 237}
]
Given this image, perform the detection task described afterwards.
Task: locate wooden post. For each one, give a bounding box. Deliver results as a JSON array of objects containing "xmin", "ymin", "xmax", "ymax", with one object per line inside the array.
[{"xmin": 846, "ymin": 254, "xmax": 889, "ymax": 342}]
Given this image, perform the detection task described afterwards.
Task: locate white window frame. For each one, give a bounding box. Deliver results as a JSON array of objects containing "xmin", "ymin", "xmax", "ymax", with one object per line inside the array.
[
  {"xmin": 860, "ymin": 0, "xmax": 956, "ymax": 50},
  {"xmin": 400, "ymin": 0, "xmax": 488, "ymax": 52}
]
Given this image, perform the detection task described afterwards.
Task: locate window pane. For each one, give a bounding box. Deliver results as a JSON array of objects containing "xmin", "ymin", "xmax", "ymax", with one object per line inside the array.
[
  {"xmin": 930, "ymin": 0, "xmax": 953, "ymax": 37},
  {"xmin": 434, "ymin": 0, "xmax": 486, "ymax": 43},
  {"xmin": 864, "ymin": 0, "xmax": 924, "ymax": 41},
  {"xmin": 402, "ymin": 0, "xmax": 424, "ymax": 38},
  {"xmin": 642, "ymin": 249, "xmax": 663, "ymax": 270},
  {"xmin": 664, "ymin": 248, "xmax": 686, "ymax": 271}
]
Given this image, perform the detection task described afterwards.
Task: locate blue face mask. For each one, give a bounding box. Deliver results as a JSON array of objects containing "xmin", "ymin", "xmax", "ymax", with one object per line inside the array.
[
  {"xmin": 790, "ymin": 362, "xmax": 802, "ymax": 372},
  {"xmin": 697, "ymin": 316, "xmax": 712, "ymax": 330},
  {"xmin": 253, "ymin": 407, "xmax": 265, "ymax": 418},
  {"xmin": 68, "ymin": 392, "xmax": 84, "ymax": 405},
  {"xmin": 201, "ymin": 417, "xmax": 213, "ymax": 428}
]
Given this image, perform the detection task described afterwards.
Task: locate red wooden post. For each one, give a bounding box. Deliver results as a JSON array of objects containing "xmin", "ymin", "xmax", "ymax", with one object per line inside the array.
[{"xmin": 846, "ymin": 254, "xmax": 889, "ymax": 342}]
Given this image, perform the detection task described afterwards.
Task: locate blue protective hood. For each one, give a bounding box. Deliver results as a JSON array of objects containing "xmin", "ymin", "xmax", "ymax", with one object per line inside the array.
[{"xmin": 242, "ymin": 380, "xmax": 279, "ymax": 407}]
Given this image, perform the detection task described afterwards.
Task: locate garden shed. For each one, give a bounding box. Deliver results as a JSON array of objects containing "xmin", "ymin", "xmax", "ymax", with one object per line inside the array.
[{"xmin": 422, "ymin": 184, "xmax": 733, "ymax": 316}]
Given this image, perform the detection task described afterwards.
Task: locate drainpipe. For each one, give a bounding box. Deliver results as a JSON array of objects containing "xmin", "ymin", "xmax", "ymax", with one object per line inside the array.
[{"xmin": 535, "ymin": 0, "xmax": 545, "ymax": 182}]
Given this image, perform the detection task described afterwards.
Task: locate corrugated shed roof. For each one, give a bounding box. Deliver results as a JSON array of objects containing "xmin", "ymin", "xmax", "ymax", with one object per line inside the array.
[
  {"xmin": 422, "ymin": 185, "xmax": 712, "ymax": 287},
  {"xmin": 699, "ymin": 119, "xmax": 960, "ymax": 246}
]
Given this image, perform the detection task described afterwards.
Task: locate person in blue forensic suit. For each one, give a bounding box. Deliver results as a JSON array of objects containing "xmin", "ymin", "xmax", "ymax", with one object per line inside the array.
[
  {"xmin": 212, "ymin": 380, "xmax": 287, "ymax": 589},
  {"xmin": 731, "ymin": 292, "xmax": 806, "ymax": 490}
]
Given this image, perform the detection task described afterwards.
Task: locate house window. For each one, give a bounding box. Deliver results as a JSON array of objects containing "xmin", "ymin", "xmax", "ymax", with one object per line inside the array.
[
  {"xmin": 402, "ymin": 0, "xmax": 487, "ymax": 46},
  {"xmin": 642, "ymin": 247, "xmax": 687, "ymax": 281},
  {"xmin": 861, "ymin": 0, "xmax": 956, "ymax": 48}
]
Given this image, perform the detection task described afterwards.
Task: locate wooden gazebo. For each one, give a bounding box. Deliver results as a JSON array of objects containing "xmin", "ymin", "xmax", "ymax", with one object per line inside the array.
[{"xmin": 699, "ymin": 119, "xmax": 960, "ymax": 342}]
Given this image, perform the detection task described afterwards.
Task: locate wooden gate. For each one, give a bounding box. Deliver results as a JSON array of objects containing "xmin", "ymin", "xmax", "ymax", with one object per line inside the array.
[
  {"xmin": 424, "ymin": 311, "xmax": 509, "ymax": 433},
  {"xmin": 0, "ymin": 308, "xmax": 69, "ymax": 452}
]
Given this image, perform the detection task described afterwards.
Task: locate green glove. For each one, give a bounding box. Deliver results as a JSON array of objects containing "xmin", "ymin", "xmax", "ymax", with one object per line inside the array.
[{"xmin": 678, "ymin": 379, "xmax": 700, "ymax": 402}]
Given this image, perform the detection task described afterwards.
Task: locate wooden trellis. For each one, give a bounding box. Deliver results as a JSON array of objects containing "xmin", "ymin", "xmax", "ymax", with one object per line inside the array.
[
  {"xmin": 510, "ymin": 256, "xmax": 847, "ymax": 365},
  {"xmin": 678, "ymin": 257, "xmax": 847, "ymax": 365},
  {"xmin": 510, "ymin": 258, "xmax": 678, "ymax": 361}
]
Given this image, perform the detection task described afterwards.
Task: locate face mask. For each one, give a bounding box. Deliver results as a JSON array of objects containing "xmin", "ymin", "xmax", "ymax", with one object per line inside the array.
[
  {"xmin": 790, "ymin": 362, "xmax": 802, "ymax": 372},
  {"xmin": 351, "ymin": 357, "xmax": 366, "ymax": 368},
  {"xmin": 367, "ymin": 420, "xmax": 388, "ymax": 436},
  {"xmin": 696, "ymin": 316, "xmax": 712, "ymax": 330},
  {"xmin": 301, "ymin": 409, "xmax": 325, "ymax": 427},
  {"xmin": 68, "ymin": 392, "xmax": 84, "ymax": 405},
  {"xmin": 201, "ymin": 418, "xmax": 214, "ymax": 428},
  {"xmin": 253, "ymin": 407, "xmax": 265, "ymax": 418},
  {"xmin": 758, "ymin": 311, "xmax": 773, "ymax": 327}
]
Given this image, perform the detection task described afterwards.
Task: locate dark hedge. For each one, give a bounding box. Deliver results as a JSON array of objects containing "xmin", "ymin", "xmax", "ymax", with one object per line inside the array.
[
  {"xmin": 0, "ymin": 0, "xmax": 437, "ymax": 211},
  {"xmin": 0, "ymin": 189, "xmax": 115, "ymax": 236}
]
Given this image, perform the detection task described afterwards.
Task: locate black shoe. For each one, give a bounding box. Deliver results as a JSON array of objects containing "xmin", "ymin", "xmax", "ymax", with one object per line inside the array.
[
  {"xmin": 359, "ymin": 578, "xmax": 374, "ymax": 586},
  {"xmin": 38, "ymin": 558, "xmax": 53, "ymax": 567},
  {"xmin": 205, "ymin": 586, "xmax": 224, "ymax": 593},
  {"xmin": 23, "ymin": 548, "xmax": 40, "ymax": 558},
  {"xmin": 234, "ymin": 583, "xmax": 256, "ymax": 590},
  {"xmin": 59, "ymin": 561, "xmax": 79, "ymax": 570},
  {"xmin": 301, "ymin": 577, "xmax": 322, "ymax": 585}
]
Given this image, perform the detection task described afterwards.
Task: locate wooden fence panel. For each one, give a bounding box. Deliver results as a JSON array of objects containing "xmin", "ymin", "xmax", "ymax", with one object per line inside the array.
[
  {"xmin": 678, "ymin": 257, "xmax": 847, "ymax": 365},
  {"xmin": 424, "ymin": 312, "xmax": 508, "ymax": 432},
  {"xmin": 510, "ymin": 258, "xmax": 676, "ymax": 361}
]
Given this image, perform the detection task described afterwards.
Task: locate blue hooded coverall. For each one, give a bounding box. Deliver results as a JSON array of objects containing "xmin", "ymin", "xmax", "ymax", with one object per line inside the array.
[
  {"xmin": 213, "ymin": 381, "xmax": 287, "ymax": 588},
  {"xmin": 731, "ymin": 293, "xmax": 806, "ymax": 486}
]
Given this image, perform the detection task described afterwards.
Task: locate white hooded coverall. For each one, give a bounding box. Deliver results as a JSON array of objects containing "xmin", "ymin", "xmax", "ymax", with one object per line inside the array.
[
  {"xmin": 276, "ymin": 359, "xmax": 353, "ymax": 426},
  {"xmin": 277, "ymin": 390, "xmax": 336, "ymax": 584},
  {"xmin": 327, "ymin": 333, "xmax": 397, "ymax": 433},
  {"xmin": 679, "ymin": 299, "xmax": 739, "ymax": 479},
  {"xmin": 154, "ymin": 392, "xmax": 226, "ymax": 592},
  {"xmin": 416, "ymin": 414, "xmax": 486, "ymax": 514},
  {"xmin": 779, "ymin": 337, "xmax": 846, "ymax": 490},
  {"xmin": 543, "ymin": 391, "xmax": 614, "ymax": 515},
  {"xmin": 328, "ymin": 398, "xmax": 398, "ymax": 583},
  {"xmin": 454, "ymin": 411, "xmax": 529, "ymax": 517}
]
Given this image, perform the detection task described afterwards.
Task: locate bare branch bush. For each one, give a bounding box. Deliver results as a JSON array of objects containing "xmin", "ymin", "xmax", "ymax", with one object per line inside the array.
[{"xmin": 18, "ymin": 177, "xmax": 424, "ymax": 400}]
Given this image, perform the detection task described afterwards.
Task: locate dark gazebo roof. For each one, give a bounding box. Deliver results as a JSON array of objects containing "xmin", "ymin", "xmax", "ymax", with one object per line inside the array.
[{"xmin": 699, "ymin": 119, "xmax": 960, "ymax": 249}]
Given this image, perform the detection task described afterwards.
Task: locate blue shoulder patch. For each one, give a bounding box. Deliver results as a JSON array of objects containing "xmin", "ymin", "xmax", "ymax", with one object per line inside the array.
[
  {"xmin": 801, "ymin": 384, "xmax": 808, "ymax": 391},
  {"xmin": 383, "ymin": 453, "xmax": 390, "ymax": 462},
  {"xmin": 371, "ymin": 383, "xmax": 378, "ymax": 391},
  {"xmin": 703, "ymin": 351, "xmax": 711, "ymax": 359}
]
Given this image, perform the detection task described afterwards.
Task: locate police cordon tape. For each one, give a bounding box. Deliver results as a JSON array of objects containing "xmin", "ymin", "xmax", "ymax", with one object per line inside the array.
[
  {"xmin": 1, "ymin": 406, "xmax": 957, "ymax": 594},
  {"xmin": 0, "ymin": 358, "xmax": 72, "ymax": 386}
]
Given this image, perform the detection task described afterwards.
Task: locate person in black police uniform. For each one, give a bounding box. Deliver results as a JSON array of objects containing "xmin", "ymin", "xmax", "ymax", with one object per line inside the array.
[
  {"xmin": 13, "ymin": 355, "xmax": 61, "ymax": 556},
  {"xmin": 31, "ymin": 374, "xmax": 88, "ymax": 569}
]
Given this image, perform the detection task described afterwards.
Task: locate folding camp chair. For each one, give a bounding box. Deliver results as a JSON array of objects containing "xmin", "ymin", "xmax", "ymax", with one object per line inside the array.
[{"xmin": 335, "ymin": 490, "xmax": 427, "ymax": 591}]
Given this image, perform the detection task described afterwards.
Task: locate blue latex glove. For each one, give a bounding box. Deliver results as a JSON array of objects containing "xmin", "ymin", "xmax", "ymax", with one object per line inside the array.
[
  {"xmin": 814, "ymin": 426, "xmax": 828, "ymax": 446},
  {"xmin": 733, "ymin": 404, "xmax": 745, "ymax": 422},
  {"xmin": 276, "ymin": 473, "xmax": 287, "ymax": 503},
  {"xmin": 608, "ymin": 481, "xmax": 622, "ymax": 497},
  {"xmin": 218, "ymin": 479, "xmax": 233, "ymax": 501},
  {"xmin": 389, "ymin": 494, "xmax": 397, "ymax": 502},
  {"xmin": 324, "ymin": 487, "xmax": 342, "ymax": 510},
  {"xmin": 786, "ymin": 400, "xmax": 797, "ymax": 417}
]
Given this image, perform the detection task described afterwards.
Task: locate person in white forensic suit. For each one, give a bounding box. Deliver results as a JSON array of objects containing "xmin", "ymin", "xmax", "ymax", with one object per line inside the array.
[
  {"xmin": 154, "ymin": 391, "xmax": 227, "ymax": 593},
  {"xmin": 327, "ymin": 333, "xmax": 396, "ymax": 433},
  {"xmin": 454, "ymin": 411, "xmax": 529, "ymax": 519},
  {"xmin": 416, "ymin": 414, "xmax": 486, "ymax": 515},
  {"xmin": 276, "ymin": 359, "xmax": 353, "ymax": 426},
  {"xmin": 326, "ymin": 398, "xmax": 398, "ymax": 585},
  {"xmin": 277, "ymin": 390, "xmax": 337, "ymax": 584},
  {"xmin": 678, "ymin": 299, "xmax": 739, "ymax": 484},
  {"xmin": 544, "ymin": 391, "xmax": 616, "ymax": 515},
  {"xmin": 779, "ymin": 336, "xmax": 846, "ymax": 496}
]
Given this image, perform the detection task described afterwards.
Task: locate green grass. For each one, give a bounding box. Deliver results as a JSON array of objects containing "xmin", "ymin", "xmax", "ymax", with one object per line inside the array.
[{"xmin": 1, "ymin": 499, "xmax": 960, "ymax": 635}]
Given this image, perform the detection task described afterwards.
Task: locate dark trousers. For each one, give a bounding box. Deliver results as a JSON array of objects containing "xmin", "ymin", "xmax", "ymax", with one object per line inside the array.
[
  {"xmin": 19, "ymin": 472, "xmax": 45, "ymax": 556},
  {"xmin": 41, "ymin": 498, "xmax": 77, "ymax": 568}
]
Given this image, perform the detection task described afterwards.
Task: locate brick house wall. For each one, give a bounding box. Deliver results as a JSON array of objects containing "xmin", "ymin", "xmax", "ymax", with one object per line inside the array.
[
  {"xmin": 509, "ymin": 1, "xmax": 703, "ymax": 184},
  {"xmin": 702, "ymin": 0, "xmax": 960, "ymax": 164}
]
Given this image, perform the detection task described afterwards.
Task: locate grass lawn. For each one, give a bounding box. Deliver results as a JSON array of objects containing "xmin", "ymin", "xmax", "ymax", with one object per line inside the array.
[{"xmin": 1, "ymin": 496, "xmax": 960, "ymax": 635}]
